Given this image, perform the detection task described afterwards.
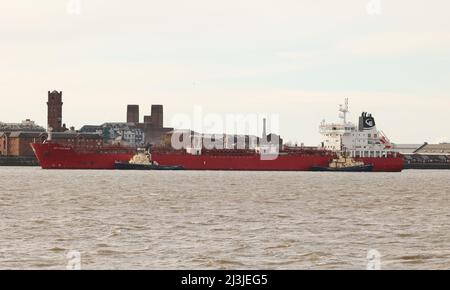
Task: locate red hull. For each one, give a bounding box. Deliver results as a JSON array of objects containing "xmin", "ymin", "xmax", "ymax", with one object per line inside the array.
[
  {"xmin": 31, "ymin": 142, "xmax": 136, "ymax": 169},
  {"xmin": 358, "ymin": 157, "xmax": 404, "ymax": 172},
  {"xmin": 31, "ymin": 143, "xmax": 404, "ymax": 172},
  {"xmin": 152, "ymin": 151, "xmax": 404, "ymax": 172},
  {"xmin": 152, "ymin": 150, "xmax": 333, "ymax": 171}
]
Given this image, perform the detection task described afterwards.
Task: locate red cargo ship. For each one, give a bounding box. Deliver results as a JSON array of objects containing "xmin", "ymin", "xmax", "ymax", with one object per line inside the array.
[
  {"xmin": 31, "ymin": 142, "xmax": 136, "ymax": 169},
  {"xmin": 31, "ymin": 99, "xmax": 404, "ymax": 172}
]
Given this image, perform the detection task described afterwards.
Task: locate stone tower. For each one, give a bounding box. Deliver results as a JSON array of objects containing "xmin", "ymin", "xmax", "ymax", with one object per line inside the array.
[{"xmin": 47, "ymin": 91, "xmax": 63, "ymax": 132}]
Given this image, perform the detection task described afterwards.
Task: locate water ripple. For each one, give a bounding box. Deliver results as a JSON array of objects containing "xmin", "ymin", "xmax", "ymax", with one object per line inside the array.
[{"xmin": 1, "ymin": 168, "xmax": 450, "ymax": 269}]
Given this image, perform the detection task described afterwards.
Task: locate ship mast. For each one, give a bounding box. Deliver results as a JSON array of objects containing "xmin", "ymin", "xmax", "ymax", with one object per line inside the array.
[
  {"xmin": 339, "ymin": 98, "xmax": 349, "ymax": 124},
  {"xmin": 338, "ymin": 98, "xmax": 349, "ymax": 155}
]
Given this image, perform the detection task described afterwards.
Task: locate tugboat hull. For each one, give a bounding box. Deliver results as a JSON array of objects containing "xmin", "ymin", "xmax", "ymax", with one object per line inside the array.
[
  {"xmin": 114, "ymin": 162, "xmax": 184, "ymax": 170},
  {"xmin": 311, "ymin": 164, "xmax": 374, "ymax": 172}
]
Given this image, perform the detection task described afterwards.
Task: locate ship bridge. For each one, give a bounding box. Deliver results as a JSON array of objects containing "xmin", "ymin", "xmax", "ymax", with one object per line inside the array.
[{"xmin": 319, "ymin": 121, "xmax": 357, "ymax": 135}]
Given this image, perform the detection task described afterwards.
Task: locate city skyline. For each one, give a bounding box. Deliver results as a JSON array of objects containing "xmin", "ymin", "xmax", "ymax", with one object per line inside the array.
[{"xmin": 1, "ymin": 0, "xmax": 450, "ymax": 144}]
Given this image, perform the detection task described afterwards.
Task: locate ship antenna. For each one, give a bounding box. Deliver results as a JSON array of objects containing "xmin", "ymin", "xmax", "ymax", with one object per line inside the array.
[
  {"xmin": 262, "ymin": 118, "xmax": 267, "ymax": 139},
  {"xmin": 339, "ymin": 98, "xmax": 349, "ymax": 124}
]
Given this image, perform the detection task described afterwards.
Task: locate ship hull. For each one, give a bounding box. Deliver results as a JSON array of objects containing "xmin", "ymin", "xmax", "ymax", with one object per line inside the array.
[
  {"xmin": 151, "ymin": 152, "xmax": 404, "ymax": 172},
  {"xmin": 31, "ymin": 142, "xmax": 136, "ymax": 169},
  {"xmin": 31, "ymin": 143, "xmax": 404, "ymax": 172},
  {"xmin": 311, "ymin": 164, "xmax": 374, "ymax": 172},
  {"xmin": 151, "ymin": 152, "xmax": 333, "ymax": 171},
  {"xmin": 114, "ymin": 162, "xmax": 184, "ymax": 170}
]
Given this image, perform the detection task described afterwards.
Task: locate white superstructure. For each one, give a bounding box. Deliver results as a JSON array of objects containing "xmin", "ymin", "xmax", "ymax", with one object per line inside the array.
[{"xmin": 319, "ymin": 99, "xmax": 393, "ymax": 158}]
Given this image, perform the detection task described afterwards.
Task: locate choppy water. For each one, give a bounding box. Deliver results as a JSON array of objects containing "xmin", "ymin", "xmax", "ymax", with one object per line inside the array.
[{"xmin": 1, "ymin": 167, "xmax": 450, "ymax": 270}]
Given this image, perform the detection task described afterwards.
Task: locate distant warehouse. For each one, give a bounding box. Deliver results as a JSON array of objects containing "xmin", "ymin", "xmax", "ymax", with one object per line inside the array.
[{"xmin": 404, "ymin": 143, "xmax": 450, "ymax": 169}]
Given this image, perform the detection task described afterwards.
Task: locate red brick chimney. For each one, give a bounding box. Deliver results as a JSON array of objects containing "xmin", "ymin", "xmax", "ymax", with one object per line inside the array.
[{"xmin": 127, "ymin": 105, "xmax": 139, "ymax": 124}]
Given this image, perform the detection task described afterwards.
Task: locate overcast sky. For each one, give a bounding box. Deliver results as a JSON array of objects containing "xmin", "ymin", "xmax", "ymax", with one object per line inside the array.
[{"xmin": 1, "ymin": 0, "xmax": 449, "ymax": 144}]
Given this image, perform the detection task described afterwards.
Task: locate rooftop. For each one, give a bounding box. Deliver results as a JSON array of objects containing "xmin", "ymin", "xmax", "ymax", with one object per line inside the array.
[
  {"xmin": 416, "ymin": 143, "xmax": 450, "ymax": 154},
  {"xmin": 0, "ymin": 120, "xmax": 45, "ymax": 132}
]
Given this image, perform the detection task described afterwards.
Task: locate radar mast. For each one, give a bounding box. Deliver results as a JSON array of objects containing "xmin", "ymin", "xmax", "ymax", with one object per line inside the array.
[{"xmin": 339, "ymin": 98, "xmax": 349, "ymax": 124}]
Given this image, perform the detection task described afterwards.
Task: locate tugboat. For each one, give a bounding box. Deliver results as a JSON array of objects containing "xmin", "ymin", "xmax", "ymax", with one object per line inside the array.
[
  {"xmin": 311, "ymin": 153, "xmax": 374, "ymax": 172},
  {"xmin": 115, "ymin": 150, "xmax": 184, "ymax": 170}
]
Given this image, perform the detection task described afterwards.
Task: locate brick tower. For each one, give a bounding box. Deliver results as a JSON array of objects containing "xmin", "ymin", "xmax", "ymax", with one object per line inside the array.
[
  {"xmin": 127, "ymin": 105, "xmax": 139, "ymax": 124},
  {"xmin": 47, "ymin": 91, "xmax": 63, "ymax": 132},
  {"xmin": 151, "ymin": 105, "xmax": 163, "ymax": 129}
]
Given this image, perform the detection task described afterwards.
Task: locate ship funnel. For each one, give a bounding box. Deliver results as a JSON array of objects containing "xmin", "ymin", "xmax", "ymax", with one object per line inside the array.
[{"xmin": 359, "ymin": 112, "xmax": 376, "ymax": 130}]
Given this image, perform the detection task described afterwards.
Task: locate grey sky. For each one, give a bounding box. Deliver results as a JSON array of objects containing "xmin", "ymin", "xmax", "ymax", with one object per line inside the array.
[{"xmin": 1, "ymin": 0, "xmax": 449, "ymax": 144}]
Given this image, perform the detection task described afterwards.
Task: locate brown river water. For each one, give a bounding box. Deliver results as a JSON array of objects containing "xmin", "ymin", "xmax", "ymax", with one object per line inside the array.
[{"xmin": 0, "ymin": 167, "xmax": 449, "ymax": 269}]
